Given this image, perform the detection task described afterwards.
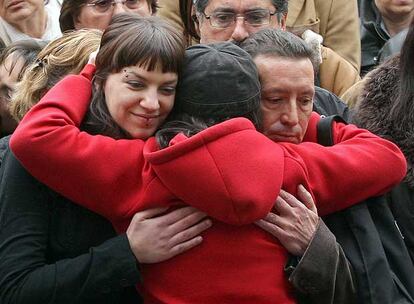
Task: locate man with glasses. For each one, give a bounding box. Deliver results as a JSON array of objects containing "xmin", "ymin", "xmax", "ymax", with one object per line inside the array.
[
  {"xmin": 157, "ymin": 0, "xmax": 359, "ymax": 97},
  {"xmin": 194, "ymin": 0, "xmax": 359, "ymax": 97}
]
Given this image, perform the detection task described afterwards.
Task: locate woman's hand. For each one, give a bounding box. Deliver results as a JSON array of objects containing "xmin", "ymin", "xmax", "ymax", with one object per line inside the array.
[
  {"xmin": 126, "ymin": 206, "xmax": 212, "ymax": 263},
  {"xmin": 87, "ymin": 48, "xmax": 99, "ymax": 65},
  {"xmin": 255, "ymin": 185, "xmax": 319, "ymax": 256}
]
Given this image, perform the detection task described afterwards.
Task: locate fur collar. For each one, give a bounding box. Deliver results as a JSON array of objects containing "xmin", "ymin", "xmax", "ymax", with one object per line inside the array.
[{"xmin": 353, "ymin": 56, "xmax": 414, "ymax": 189}]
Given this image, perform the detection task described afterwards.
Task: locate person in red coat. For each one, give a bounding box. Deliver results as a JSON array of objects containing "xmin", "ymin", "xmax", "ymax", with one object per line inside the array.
[{"xmin": 11, "ymin": 19, "xmax": 406, "ymax": 304}]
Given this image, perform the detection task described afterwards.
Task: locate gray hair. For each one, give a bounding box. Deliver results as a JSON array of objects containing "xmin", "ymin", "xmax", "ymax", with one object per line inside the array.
[{"xmin": 239, "ymin": 28, "xmax": 318, "ymax": 72}]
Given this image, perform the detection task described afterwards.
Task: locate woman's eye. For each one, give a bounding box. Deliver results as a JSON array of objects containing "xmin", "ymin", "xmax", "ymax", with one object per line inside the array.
[
  {"xmin": 126, "ymin": 81, "xmax": 145, "ymax": 89},
  {"xmin": 160, "ymin": 86, "xmax": 176, "ymax": 95}
]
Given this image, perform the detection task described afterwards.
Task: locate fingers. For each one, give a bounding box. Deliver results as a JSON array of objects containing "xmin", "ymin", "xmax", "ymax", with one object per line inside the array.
[
  {"xmin": 169, "ymin": 236, "xmax": 203, "ymax": 258},
  {"xmin": 273, "ymin": 195, "xmax": 294, "ymax": 216},
  {"xmin": 255, "ymin": 219, "xmax": 284, "ymax": 239},
  {"xmin": 158, "ymin": 206, "xmax": 202, "ymax": 225},
  {"xmin": 297, "ymin": 185, "xmax": 318, "ymax": 215},
  {"xmin": 279, "ymin": 189, "xmax": 302, "ymax": 208},
  {"xmin": 132, "ymin": 207, "xmax": 169, "ymax": 221},
  {"xmin": 168, "ymin": 209, "xmax": 209, "ymax": 235},
  {"xmin": 169, "ymin": 218, "xmax": 212, "ymax": 247},
  {"xmin": 88, "ymin": 48, "xmax": 99, "ymax": 65}
]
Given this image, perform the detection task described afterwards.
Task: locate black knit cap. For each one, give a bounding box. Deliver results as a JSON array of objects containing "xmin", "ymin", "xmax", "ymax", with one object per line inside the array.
[{"xmin": 175, "ymin": 42, "xmax": 261, "ymax": 119}]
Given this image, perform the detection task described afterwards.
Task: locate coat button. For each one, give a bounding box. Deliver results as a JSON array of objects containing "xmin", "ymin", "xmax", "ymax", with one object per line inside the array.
[{"xmin": 120, "ymin": 278, "xmax": 130, "ymax": 287}]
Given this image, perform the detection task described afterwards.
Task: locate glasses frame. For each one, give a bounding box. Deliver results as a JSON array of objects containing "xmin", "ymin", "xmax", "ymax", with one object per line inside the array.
[
  {"xmin": 202, "ymin": 9, "xmax": 277, "ymax": 29},
  {"xmin": 85, "ymin": 0, "xmax": 143, "ymax": 13}
]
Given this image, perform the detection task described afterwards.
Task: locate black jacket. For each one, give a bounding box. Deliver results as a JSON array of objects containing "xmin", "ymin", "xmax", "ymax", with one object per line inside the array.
[
  {"xmin": 359, "ymin": 0, "xmax": 390, "ymax": 75},
  {"xmin": 0, "ymin": 148, "xmax": 142, "ymax": 304},
  {"xmin": 313, "ymin": 86, "xmax": 349, "ymax": 121}
]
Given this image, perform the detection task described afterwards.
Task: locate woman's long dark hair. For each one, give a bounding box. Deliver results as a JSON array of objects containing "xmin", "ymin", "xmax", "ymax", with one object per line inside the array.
[
  {"xmin": 80, "ymin": 14, "xmax": 185, "ymax": 139},
  {"xmin": 156, "ymin": 110, "xmax": 262, "ymax": 149},
  {"xmin": 390, "ymin": 19, "xmax": 414, "ymax": 133}
]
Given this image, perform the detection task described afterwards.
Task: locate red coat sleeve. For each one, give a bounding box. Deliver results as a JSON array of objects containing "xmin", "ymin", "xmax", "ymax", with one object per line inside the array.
[
  {"xmin": 10, "ymin": 65, "xmax": 151, "ymax": 221},
  {"xmin": 279, "ymin": 114, "xmax": 407, "ymax": 215}
]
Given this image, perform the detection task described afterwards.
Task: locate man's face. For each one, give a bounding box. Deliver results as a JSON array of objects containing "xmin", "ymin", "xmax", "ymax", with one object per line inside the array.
[
  {"xmin": 374, "ymin": 0, "xmax": 414, "ymax": 21},
  {"xmin": 197, "ymin": 0, "xmax": 286, "ymax": 43},
  {"xmin": 0, "ymin": 0, "xmax": 44, "ymax": 26},
  {"xmin": 255, "ymin": 55, "xmax": 314, "ymax": 144}
]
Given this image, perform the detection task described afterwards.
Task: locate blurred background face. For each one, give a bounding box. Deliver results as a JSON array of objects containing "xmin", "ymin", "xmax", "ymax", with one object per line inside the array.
[
  {"xmin": 74, "ymin": 0, "xmax": 152, "ymax": 30},
  {"xmin": 197, "ymin": 0, "xmax": 285, "ymax": 44},
  {"xmin": 375, "ymin": 0, "xmax": 414, "ymax": 21},
  {"xmin": 0, "ymin": 53, "xmax": 23, "ymax": 135},
  {"xmin": 0, "ymin": 0, "xmax": 44, "ymax": 25}
]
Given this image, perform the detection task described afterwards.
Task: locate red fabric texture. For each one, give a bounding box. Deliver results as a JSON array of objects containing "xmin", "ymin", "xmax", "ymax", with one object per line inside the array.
[{"xmin": 10, "ymin": 65, "xmax": 407, "ymax": 303}]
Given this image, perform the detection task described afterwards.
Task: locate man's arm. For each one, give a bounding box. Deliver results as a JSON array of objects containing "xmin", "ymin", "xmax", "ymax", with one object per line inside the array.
[
  {"xmin": 280, "ymin": 113, "xmax": 406, "ymax": 215},
  {"xmin": 256, "ymin": 187, "xmax": 357, "ymax": 304}
]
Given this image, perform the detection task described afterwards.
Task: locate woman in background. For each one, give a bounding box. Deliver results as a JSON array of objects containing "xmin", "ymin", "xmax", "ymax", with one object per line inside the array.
[
  {"xmin": 59, "ymin": 0, "xmax": 157, "ymax": 32},
  {"xmin": 353, "ymin": 18, "xmax": 414, "ymax": 263}
]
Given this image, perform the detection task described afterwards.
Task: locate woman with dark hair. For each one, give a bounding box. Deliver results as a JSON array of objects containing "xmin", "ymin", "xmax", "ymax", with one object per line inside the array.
[
  {"xmin": 59, "ymin": 0, "xmax": 157, "ymax": 32},
  {"xmin": 0, "ymin": 15, "xmax": 215, "ymax": 304},
  {"xmin": 353, "ymin": 18, "xmax": 414, "ymax": 263}
]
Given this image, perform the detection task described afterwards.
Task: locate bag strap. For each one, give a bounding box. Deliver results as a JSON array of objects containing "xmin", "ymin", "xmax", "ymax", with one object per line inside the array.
[{"xmin": 317, "ymin": 115, "xmax": 347, "ymax": 146}]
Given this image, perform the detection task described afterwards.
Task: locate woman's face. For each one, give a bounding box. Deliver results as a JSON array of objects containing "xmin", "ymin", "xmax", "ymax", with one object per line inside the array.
[
  {"xmin": 74, "ymin": 0, "xmax": 152, "ymax": 31},
  {"xmin": 0, "ymin": 0, "xmax": 44, "ymax": 25},
  {"xmin": 0, "ymin": 53, "xmax": 23, "ymax": 134},
  {"xmin": 104, "ymin": 64, "xmax": 178, "ymax": 139}
]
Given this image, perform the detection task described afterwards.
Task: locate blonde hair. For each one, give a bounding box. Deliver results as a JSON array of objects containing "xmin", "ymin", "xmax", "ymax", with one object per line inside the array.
[{"xmin": 10, "ymin": 29, "xmax": 102, "ymax": 122}]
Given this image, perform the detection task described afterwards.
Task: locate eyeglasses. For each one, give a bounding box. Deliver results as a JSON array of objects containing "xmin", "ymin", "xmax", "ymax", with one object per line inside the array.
[
  {"xmin": 202, "ymin": 9, "xmax": 277, "ymax": 29},
  {"xmin": 86, "ymin": 0, "xmax": 144, "ymax": 13}
]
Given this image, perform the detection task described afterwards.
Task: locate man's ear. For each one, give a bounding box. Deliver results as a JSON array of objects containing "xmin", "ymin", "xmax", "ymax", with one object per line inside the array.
[
  {"xmin": 190, "ymin": 3, "xmax": 201, "ymax": 36},
  {"xmin": 192, "ymin": 14, "xmax": 201, "ymax": 36},
  {"xmin": 279, "ymin": 13, "xmax": 287, "ymax": 30}
]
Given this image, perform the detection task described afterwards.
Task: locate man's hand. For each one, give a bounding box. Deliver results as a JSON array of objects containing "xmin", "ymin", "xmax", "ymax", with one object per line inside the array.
[
  {"xmin": 255, "ymin": 185, "xmax": 319, "ymax": 256},
  {"xmin": 126, "ymin": 207, "xmax": 212, "ymax": 263}
]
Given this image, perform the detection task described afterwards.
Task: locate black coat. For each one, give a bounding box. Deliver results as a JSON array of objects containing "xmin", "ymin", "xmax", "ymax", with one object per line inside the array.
[
  {"xmin": 353, "ymin": 55, "xmax": 414, "ymax": 263},
  {"xmin": 313, "ymin": 86, "xmax": 349, "ymax": 121},
  {"xmin": 359, "ymin": 0, "xmax": 390, "ymax": 75},
  {"xmin": 0, "ymin": 147, "xmax": 142, "ymax": 304}
]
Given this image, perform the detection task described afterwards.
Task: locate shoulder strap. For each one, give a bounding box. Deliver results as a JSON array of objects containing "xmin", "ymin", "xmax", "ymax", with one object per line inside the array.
[{"xmin": 317, "ymin": 115, "xmax": 347, "ymax": 146}]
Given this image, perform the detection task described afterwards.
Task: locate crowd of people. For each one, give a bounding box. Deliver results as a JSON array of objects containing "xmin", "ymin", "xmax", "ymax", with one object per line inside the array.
[{"xmin": 0, "ymin": 0, "xmax": 413, "ymax": 303}]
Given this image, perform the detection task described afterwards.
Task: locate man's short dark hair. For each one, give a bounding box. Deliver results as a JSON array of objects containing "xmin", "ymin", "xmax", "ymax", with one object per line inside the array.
[{"xmin": 239, "ymin": 28, "xmax": 318, "ymax": 72}]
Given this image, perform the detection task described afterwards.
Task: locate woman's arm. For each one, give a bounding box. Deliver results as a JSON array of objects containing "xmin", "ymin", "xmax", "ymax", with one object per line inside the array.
[
  {"xmin": 0, "ymin": 150, "xmax": 140, "ymax": 303},
  {"xmin": 0, "ymin": 150, "xmax": 212, "ymax": 303},
  {"xmin": 10, "ymin": 65, "xmax": 151, "ymax": 220}
]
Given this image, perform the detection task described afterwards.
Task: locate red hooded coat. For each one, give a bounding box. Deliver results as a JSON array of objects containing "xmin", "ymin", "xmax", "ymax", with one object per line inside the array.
[{"xmin": 11, "ymin": 65, "xmax": 406, "ymax": 303}]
